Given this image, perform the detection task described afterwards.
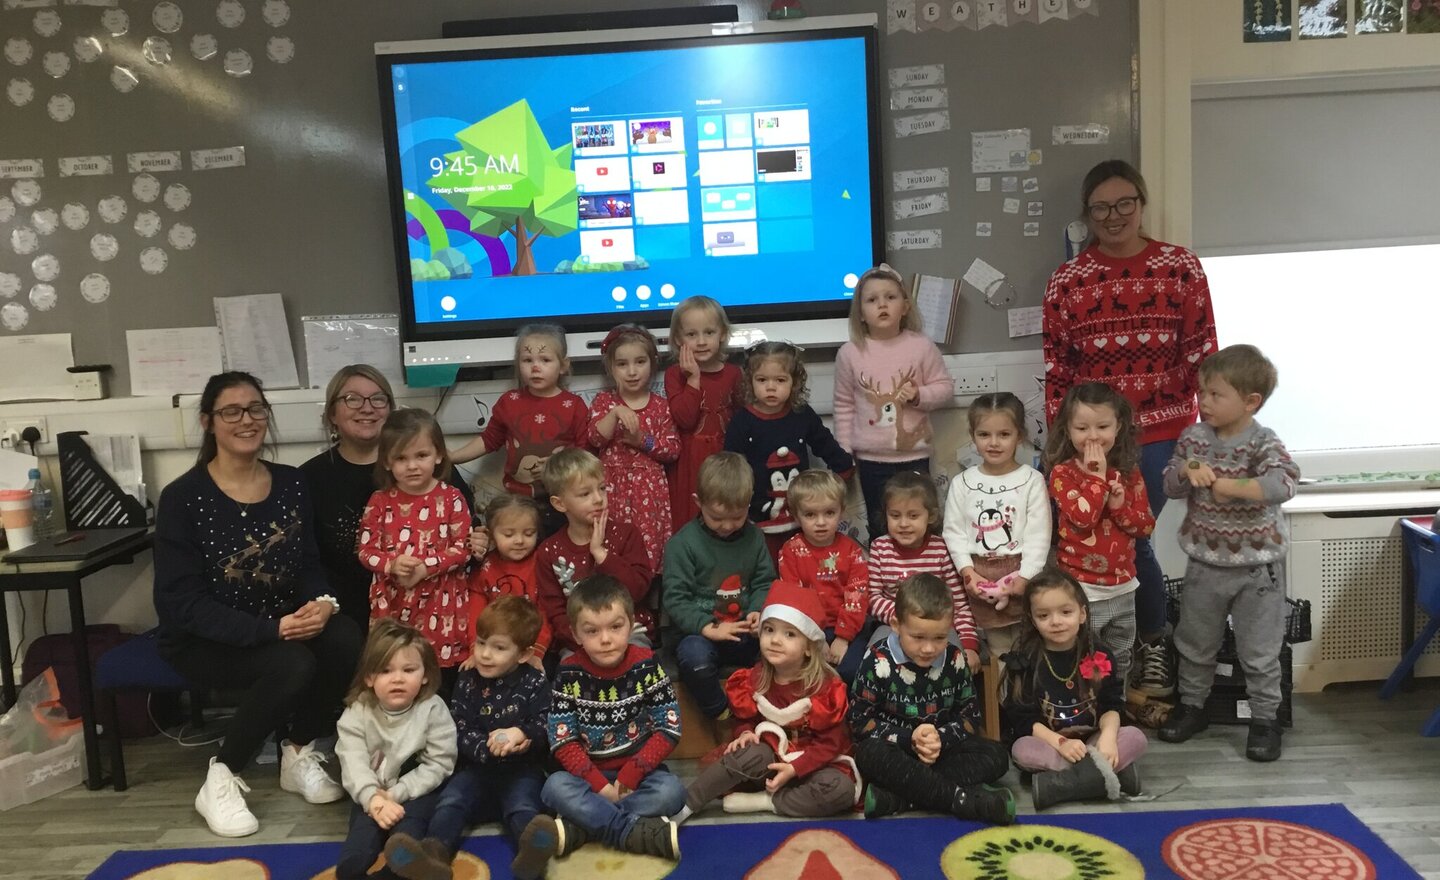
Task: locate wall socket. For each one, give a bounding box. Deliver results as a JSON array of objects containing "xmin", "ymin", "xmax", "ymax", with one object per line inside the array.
[
  {"xmin": 0, "ymin": 416, "xmax": 49, "ymax": 449},
  {"xmin": 952, "ymin": 365, "xmax": 997, "ymax": 398}
]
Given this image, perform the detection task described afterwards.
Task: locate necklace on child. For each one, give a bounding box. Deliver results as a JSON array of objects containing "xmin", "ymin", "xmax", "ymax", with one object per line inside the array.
[{"xmin": 1044, "ymin": 650, "xmax": 1078, "ymax": 690}]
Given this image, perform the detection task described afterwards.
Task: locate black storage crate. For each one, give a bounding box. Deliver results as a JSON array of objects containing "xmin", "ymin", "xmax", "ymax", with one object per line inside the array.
[{"xmin": 1165, "ymin": 577, "xmax": 1312, "ymax": 645}]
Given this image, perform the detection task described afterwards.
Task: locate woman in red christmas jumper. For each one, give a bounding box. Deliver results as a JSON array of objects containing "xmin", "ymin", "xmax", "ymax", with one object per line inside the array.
[{"xmin": 1042, "ymin": 159, "xmax": 1218, "ymax": 699}]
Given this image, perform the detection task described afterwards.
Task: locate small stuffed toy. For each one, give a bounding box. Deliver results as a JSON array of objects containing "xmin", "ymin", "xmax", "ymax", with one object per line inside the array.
[{"xmin": 975, "ymin": 571, "xmax": 1021, "ymax": 611}]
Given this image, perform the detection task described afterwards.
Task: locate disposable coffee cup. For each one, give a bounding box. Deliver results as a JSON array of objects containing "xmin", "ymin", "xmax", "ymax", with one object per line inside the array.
[{"xmin": 0, "ymin": 488, "xmax": 35, "ymax": 551}]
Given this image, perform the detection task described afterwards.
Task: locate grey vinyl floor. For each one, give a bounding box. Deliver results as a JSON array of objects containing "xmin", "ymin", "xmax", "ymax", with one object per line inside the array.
[{"xmin": 4, "ymin": 681, "xmax": 1440, "ymax": 880}]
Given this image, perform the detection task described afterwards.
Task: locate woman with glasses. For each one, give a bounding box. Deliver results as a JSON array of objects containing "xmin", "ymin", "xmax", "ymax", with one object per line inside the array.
[
  {"xmin": 1041, "ymin": 159, "xmax": 1218, "ymax": 703},
  {"xmin": 154, "ymin": 371, "xmax": 363, "ymax": 837},
  {"xmin": 299, "ymin": 365, "xmax": 475, "ymax": 632}
]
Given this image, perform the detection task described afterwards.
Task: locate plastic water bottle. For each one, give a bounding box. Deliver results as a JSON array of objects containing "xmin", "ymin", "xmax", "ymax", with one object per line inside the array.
[{"xmin": 26, "ymin": 467, "xmax": 54, "ymax": 541}]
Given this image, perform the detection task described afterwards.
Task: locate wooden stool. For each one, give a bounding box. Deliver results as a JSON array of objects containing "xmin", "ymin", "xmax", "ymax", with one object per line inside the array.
[
  {"xmin": 672, "ymin": 681, "xmax": 723, "ymax": 759},
  {"xmin": 976, "ymin": 653, "xmax": 1002, "ymax": 741}
]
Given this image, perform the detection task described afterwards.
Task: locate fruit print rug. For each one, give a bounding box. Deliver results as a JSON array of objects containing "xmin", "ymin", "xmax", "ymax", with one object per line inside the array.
[{"xmin": 87, "ymin": 803, "xmax": 1417, "ymax": 880}]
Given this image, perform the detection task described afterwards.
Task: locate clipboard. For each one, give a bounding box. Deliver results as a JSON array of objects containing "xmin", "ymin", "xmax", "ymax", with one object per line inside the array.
[{"xmin": 911, "ymin": 273, "xmax": 961, "ymax": 346}]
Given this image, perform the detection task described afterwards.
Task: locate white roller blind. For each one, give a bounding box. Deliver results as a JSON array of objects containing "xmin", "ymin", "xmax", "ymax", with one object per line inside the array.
[{"xmin": 1192, "ymin": 71, "xmax": 1440, "ymax": 256}]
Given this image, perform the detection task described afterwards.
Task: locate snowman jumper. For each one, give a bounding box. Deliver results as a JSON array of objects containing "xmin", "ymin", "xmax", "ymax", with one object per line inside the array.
[
  {"xmin": 664, "ymin": 362, "xmax": 744, "ymax": 531},
  {"xmin": 586, "ymin": 389, "xmax": 681, "ymax": 571},
  {"xmin": 359, "ymin": 483, "xmax": 474, "ymax": 667},
  {"xmin": 724, "ymin": 404, "xmax": 854, "ymax": 551},
  {"xmin": 940, "ymin": 463, "xmax": 1051, "ymax": 631}
]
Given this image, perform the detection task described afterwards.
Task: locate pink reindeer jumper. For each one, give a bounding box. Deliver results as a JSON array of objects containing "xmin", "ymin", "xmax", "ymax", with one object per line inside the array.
[{"xmin": 833, "ymin": 330, "xmax": 954, "ymax": 464}]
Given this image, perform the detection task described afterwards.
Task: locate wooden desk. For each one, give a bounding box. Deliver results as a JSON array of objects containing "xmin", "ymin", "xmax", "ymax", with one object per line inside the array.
[{"xmin": 0, "ymin": 529, "xmax": 153, "ymax": 790}]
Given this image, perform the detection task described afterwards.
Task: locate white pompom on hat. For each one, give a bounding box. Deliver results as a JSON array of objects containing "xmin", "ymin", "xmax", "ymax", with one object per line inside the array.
[{"xmin": 760, "ymin": 579, "xmax": 826, "ymax": 642}]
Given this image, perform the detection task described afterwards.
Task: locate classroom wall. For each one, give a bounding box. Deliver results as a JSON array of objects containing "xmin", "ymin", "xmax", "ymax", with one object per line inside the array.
[{"xmin": 1138, "ymin": 0, "xmax": 1440, "ymax": 246}]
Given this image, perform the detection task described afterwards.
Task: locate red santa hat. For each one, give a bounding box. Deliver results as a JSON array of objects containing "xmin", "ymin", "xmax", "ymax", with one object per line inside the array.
[
  {"xmin": 766, "ymin": 446, "xmax": 800, "ymax": 472},
  {"xmin": 761, "ymin": 579, "xmax": 826, "ymax": 643}
]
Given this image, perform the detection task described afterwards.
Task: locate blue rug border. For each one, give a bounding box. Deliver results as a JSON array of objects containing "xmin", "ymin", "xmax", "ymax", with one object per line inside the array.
[{"xmin": 89, "ymin": 802, "xmax": 1421, "ymax": 880}]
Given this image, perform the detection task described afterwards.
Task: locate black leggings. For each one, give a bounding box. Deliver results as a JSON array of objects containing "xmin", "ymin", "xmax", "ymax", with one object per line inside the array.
[
  {"xmin": 165, "ymin": 615, "xmax": 363, "ymax": 773},
  {"xmin": 854, "ymin": 736, "xmax": 1009, "ymax": 811}
]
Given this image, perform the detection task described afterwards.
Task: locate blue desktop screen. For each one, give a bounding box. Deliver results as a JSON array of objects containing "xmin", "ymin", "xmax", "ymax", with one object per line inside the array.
[{"xmin": 382, "ymin": 31, "xmax": 879, "ymax": 333}]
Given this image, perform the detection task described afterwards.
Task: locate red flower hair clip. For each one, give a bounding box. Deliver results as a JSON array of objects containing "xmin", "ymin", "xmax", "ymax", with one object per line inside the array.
[{"xmin": 1079, "ymin": 651, "xmax": 1112, "ymax": 681}]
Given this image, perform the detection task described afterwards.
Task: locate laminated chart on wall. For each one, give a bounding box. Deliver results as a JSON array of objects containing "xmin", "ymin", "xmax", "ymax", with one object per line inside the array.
[
  {"xmin": 126, "ymin": 326, "xmax": 224, "ymax": 397},
  {"xmin": 911, "ymin": 273, "xmax": 961, "ymax": 345},
  {"xmin": 301, "ymin": 314, "xmax": 403, "ymax": 389},
  {"xmin": 214, "ymin": 292, "xmax": 299, "ymax": 389},
  {"xmin": 0, "ymin": 332, "xmax": 73, "ymax": 401}
]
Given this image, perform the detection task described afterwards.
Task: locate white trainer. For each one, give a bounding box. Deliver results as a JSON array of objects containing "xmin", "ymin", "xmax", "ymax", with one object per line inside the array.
[
  {"xmin": 195, "ymin": 757, "xmax": 259, "ymax": 837},
  {"xmin": 279, "ymin": 740, "xmax": 346, "ymax": 804}
]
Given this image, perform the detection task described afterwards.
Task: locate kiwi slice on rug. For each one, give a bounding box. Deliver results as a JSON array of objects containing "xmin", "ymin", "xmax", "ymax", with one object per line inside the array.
[{"xmin": 941, "ymin": 825, "xmax": 1145, "ymax": 880}]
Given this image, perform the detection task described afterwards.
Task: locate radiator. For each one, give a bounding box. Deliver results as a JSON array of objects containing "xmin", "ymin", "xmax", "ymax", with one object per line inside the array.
[{"xmin": 1289, "ymin": 505, "xmax": 1440, "ymax": 692}]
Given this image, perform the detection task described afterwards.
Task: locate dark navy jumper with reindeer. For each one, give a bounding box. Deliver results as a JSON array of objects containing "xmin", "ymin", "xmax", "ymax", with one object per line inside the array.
[
  {"xmin": 154, "ymin": 462, "xmax": 329, "ymax": 652},
  {"xmin": 724, "ymin": 405, "xmax": 855, "ymax": 538}
]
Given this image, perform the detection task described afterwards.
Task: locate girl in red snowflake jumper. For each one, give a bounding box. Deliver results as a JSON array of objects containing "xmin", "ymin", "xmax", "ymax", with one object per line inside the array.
[
  {"xmin": 674, "ymin": 580, "xmax": 861, "ymax": 821},
  {"xmin": 587, "ymin": 325, "xmax": 681, "ymax": 571},
  {"xmin": 449, "ymin": 324, "xmax": 587, "ymax": 504},
  {"xmin": 360, "ymin": 409, "xmax": 474, "ymax": 682},
  {"xmin": 1044, "ymin": 382, "xmax": 1156, "ymax": 687}
]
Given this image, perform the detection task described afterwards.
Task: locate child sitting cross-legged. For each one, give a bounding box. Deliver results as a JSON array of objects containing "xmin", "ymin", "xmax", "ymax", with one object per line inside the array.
[
  {"xmin": 674, "ymin": 580, "xmax": 861, "ymax": 821},
  {"xmin": 382, "ymin": 597, "xmax": 552, "ymax": 880},
  {"xmin": 517, "ymin": 575, "xmax": 685, "ymax": 873},
  {"xmin": 849, "ymin": 573, "xmax": 1015, "ymax": 823}
]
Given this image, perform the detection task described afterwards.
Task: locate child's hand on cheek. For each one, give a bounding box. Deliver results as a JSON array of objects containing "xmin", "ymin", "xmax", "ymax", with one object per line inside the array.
[{"xmin": 678, "ymin": 344, "xmax": 699, "ymax": 384}]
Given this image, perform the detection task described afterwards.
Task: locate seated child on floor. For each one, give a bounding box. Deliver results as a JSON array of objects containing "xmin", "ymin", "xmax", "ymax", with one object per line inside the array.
[
  {"xmin": 382, "ymin": 597, "xmax": 552, "ymax": 880},
  {"xmin": 1001, "ymin": 568, "xmax": 1147, "ymax": 810},
  {"xmin": 517, "ymin": 575, "xmax": 685, "ymax": 872},
  {"xmin": 849, "ymin": 573, "xmax": 1014, "ymax": 823}
]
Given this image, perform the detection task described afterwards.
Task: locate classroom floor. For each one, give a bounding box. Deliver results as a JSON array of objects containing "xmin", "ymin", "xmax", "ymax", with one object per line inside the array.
[{"xmin": 5, "ymin": 681, "xmax": 1440, "ymax": 880}]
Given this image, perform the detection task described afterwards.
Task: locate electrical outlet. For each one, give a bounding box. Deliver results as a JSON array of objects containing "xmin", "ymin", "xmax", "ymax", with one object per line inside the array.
[
  {"xmin": 0, "ymin": 416, "xmax": 49, "ymax": 449},
  {"xmin": 952, "ymin": 366, "xmax": 997, "ymax": 398}
]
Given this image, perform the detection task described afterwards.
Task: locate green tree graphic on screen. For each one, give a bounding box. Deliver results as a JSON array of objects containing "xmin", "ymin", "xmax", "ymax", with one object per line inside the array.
[{"xmin": 428, "ymin": 99, "xmax": 578, "ymax": 276}]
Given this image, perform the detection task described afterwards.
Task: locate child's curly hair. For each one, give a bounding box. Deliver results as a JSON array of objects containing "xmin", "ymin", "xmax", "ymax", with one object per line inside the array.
[{"xmin": 741, "ymin": 341, "xmax": 808, "ymax": 409}]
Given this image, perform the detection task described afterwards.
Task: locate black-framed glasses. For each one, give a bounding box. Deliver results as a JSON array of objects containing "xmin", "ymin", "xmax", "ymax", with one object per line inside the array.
[
  {"xmin": 339, "ymin": 392, "xmax": 391, "ymax": 410},
  {"xmin": 1085, "ymin": 195, "xmax": 1142, "ymax": 222},
  {"xmin": 210, "ymin": 403, "xmax": 271, "ymax": 423}
]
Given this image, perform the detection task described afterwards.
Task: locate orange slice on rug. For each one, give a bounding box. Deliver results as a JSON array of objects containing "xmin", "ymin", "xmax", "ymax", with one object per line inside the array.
[
  {"xmin": 125, "ymin": 859, "xmax": 268, "ymax": 879},
  {"xmin": 1163, "ymin": 817, "xmax": 1376, "ymax": 880},
  {"xmin": 307, "ymin": 850, "xmax": 490, "ymax": 880},
  {"xmin": 942, "ymin": 825, "xmax": 1144, "ymax": 879},
  {"xmin": 744, "ymin": 829, "xmax": 899, "ymax": 879}
]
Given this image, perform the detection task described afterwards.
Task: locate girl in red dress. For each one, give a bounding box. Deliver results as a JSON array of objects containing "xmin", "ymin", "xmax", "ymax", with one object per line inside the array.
[
  {"xmin": 664, "ymin": 296, "xmax": 743, "ymax": 531},
  {"xmin": 674, "ymin": 580, "xmax": 861, "ymax": 820},
  {"xmin": 587, "ymin": 324, "xmax": 680, "ymax": 571},
  {"xmin": 359, "ymin": 410, "xmax": 473, "ymax": 680}
]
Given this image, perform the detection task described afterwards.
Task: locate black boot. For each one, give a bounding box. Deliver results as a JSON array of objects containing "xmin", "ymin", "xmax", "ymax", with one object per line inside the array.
[
  {"xmin": 622, "ymin": 816, "xmax": 679, "ymax": 860},
  {"xmin": 1159, "ymin": 702, "xmax": 1209, "ymax": 743},
  {"xmin": 1116, "ymin": 762, "xmax": 1141, "ymax": 796},
  {"xmin": 951, "ymin": 783, "xmax": 1016, "ymax": 825},
  {"xmin": 1032, "ymin": 755, "xmax": 1107, "ymax": 810},
  {"xmin": 1246, "ymin": 720, "xmax": 1283, "ymax": 762},
  {"xmin": 863, "ymin": 783, "xmax": 910, "ymax": 818}
]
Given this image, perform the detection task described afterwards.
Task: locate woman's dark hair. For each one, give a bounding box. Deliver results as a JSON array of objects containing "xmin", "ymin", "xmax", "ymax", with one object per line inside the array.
[
  {"xmin": 1042, "ymin": 381, "xmax": 1140, "ymax": 474},
  {"xmin": 196, "ymin": 371, "xmax": 276, "ymax": 465},
  {"xmin": 1079, "ymin": 159, "xmax": 1149, "ymax": 216},
  {"xmin": 1001, "ymin": 567, "xmax": 1101, "ymax": 707}
]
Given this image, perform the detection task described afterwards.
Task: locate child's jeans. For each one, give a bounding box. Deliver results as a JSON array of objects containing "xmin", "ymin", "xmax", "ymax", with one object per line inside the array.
[
  {"xmin": 825, "ymin": 624, "xmax": 873, "ymax": 685},
  {"xmin": 336, "ymin": 789, "xmax": 442, "ymax": 879},
  {"xmin": 673, "ymin": 634, "xmax": 759, "ymax": 717},
  {"xmin": 427, "ymin": 760, "xmax": 546, "ymax": 853},
  {"xmin": 540, "ymin": 766, "xmax": 686, "ymax": 848},
  {"xmin": 1011, "ymin": 727, "xmax": 1148, "ymax": 773}
]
